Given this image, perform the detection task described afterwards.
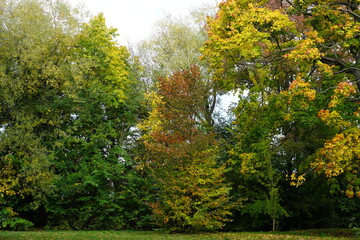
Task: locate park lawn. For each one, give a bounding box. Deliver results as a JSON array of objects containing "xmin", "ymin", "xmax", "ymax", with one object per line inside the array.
[{"xmin": 0, "ymin": 229, "xmax": 358, "ymax": 240}]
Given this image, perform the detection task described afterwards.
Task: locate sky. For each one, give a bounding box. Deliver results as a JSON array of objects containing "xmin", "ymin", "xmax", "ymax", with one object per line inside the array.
[{"xmin": 69, "ymin": 0, "xmax": 220, "ymax": 45}]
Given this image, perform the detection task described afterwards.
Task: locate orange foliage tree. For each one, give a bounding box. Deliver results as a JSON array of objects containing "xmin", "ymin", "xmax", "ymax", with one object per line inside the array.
[{"xmin": 138, "ymin": 65, "xmax": 232, "ymax": 232}]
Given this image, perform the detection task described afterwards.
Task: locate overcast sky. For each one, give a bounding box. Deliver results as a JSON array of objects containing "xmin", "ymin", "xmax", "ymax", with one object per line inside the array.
[{"xmin": 69, "ymin": 0, "xmax": 220, "ymax": 45}]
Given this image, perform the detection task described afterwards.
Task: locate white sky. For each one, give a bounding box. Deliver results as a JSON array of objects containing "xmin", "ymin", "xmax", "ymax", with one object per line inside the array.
[{"xmin": 69, "ymin": 0, "xmax": 220, "ymax": 45}]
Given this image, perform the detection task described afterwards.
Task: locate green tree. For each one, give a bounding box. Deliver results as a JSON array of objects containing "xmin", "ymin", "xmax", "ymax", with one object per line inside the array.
[
  {"xmin": 45, "ymin": 13, "xmax": 147, "ymax": 230},
  {"xmin": 137, "ymin": 12, "xmax": 207, "ymax": 84},
  {"xmin": 0, "ymin": 0, "xmax": 82, "ymax": 227},
  {"xmin": 0, "ymin": 0, "xmax": 148, "ymax": 230}
]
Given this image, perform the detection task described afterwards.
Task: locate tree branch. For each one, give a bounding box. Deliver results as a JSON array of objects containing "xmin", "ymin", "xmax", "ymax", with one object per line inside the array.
[{"xmin": 320, "ymin": 56, "xmax": 348, "ymax": 69}]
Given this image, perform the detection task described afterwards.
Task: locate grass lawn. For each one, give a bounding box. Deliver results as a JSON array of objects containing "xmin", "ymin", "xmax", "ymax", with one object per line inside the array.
[{"xmin": 0, "ymin": 229, "xmax": 358, "ymax": 240}]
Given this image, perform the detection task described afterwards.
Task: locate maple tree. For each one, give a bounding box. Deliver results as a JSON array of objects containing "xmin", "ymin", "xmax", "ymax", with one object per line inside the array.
[
  {"xmin": 203, "ymin": 0, "xmax": 360, "ymax": 91},
  {"xmin": 203, "ymin": 0, "xmax": 359, "ymax": 195},
  {"xmin": 202, "ymin": 0, "xmax": 360, "ymax": 230}
]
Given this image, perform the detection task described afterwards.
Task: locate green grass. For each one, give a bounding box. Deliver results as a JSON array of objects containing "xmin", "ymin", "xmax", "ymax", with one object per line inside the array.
[{"xmin": 0, "ymin": 229, "xmax": 358, "ymax": 240}]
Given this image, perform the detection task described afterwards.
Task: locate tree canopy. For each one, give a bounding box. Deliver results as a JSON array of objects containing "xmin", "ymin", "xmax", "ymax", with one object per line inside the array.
[{"xmin": 0, "ymin": 0, "xmax": 359, "ymax": 233}]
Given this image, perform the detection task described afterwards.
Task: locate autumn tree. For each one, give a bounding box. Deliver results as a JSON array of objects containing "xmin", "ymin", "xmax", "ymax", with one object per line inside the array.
[
  {"xmin": 284, "ymin": 0, "xmax": 360, "ymax": 199},
  {"xmin": 202, "ymin": 0, "xmax": 359, "ymax": 230},
  {"xmin": 138, "ymin": 65, "xmax": 232, "ymax": 232}
]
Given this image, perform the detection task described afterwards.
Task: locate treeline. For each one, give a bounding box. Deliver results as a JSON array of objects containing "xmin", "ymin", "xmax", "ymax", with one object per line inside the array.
[{"xmin": 0, "ymin": 0, "xmax": 359, "ymax": 232}]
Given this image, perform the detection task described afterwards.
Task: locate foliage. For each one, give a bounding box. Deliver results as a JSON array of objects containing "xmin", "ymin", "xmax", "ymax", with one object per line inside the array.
[
  {"xmin": 136, "ymin": 12, "xmax": 209, "ymax": 88},
  {"xmin": 312, "ymin": 82, "xmax": 359, "ymax": 198},
  {"xmin": 202, "ymin": 0, "xmax": 360, "ymax": 231},
  {"xmin": 0, "ymin": 205, "xmax": 33, "ymax": 230},
  {"xmin": 0, "ymin": 0, "xmax": 81, "ymax": 213},
  {"xmin": 44, "ymin": 13, "xmax": 148, "ymax": 230},
  {"xmin": 138, "ymin": 66, "xmax": 232, "ymax": 232},
  {"xmin": 0, "ymin": 0, "xmax": 148, "ymax": 230},
  {"xmin": 0, "ymin": 0, "xmax": 359, "ymax": 233},
  {"xmin": 135, "ymin": 9, "xmax": 220, "ymax": 128}
]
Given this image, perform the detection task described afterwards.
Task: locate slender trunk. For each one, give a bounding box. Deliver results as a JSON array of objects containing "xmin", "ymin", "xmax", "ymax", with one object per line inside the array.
[{"xmin": 272, "ymin": 217, "xmax": 276, "ymax": 231}]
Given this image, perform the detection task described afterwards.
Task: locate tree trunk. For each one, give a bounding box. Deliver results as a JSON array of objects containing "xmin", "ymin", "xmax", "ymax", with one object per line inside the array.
[{"xmin": 272, "ymin": 217, "xmax": 276, "ymax": 231}]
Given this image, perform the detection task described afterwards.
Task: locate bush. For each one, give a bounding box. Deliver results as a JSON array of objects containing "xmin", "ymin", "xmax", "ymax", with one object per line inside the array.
[{"xmin": 0, "ymin": 207, "xmax": 34, "ymax": 230}]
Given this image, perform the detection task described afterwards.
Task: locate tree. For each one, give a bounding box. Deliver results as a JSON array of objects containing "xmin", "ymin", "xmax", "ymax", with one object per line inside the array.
[
  {"xmin": 136, "ymin": 7, "xmax": 219, "ymax": 128},
  {"xmin": 136, "ymin": 9, "xmax": 210, "ymax": 84},
  {"xmin": 138, "ymin": 65, "xmax": 232, "ymax": 232},
  {"xmin": 0, "ymin": 0, "xmax": 82, "ymax": 224},
  {"xmin": 202, "ymin": 0, "xmax": 359, "ymax": 230},
  {"xmin": 0, "ymin": 1, "xmax": 148, "ymax": 230},
  {"xmin": 45, "ymin": 13, "xmax": 147, "ymax": 230}
]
